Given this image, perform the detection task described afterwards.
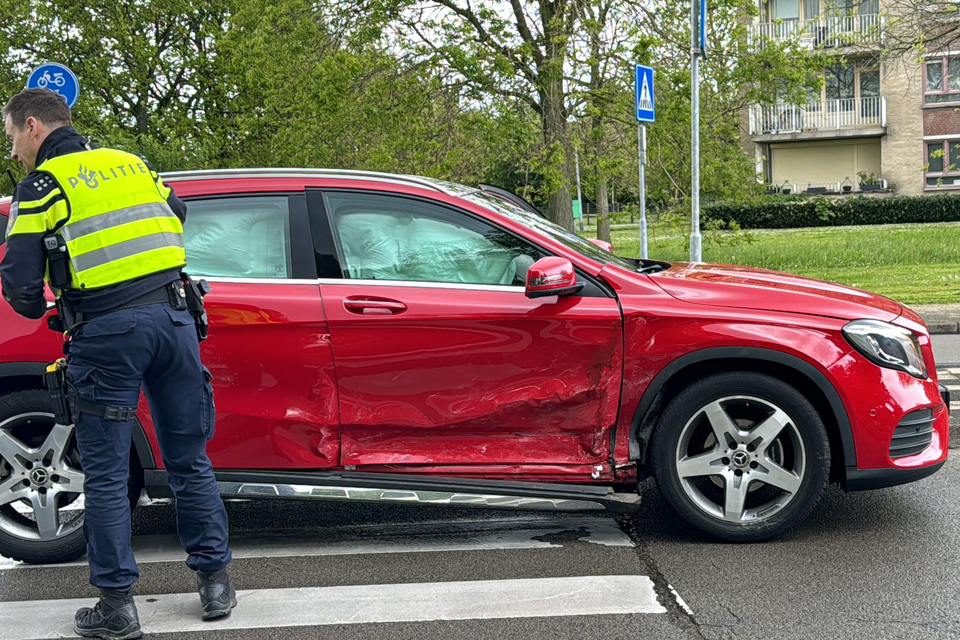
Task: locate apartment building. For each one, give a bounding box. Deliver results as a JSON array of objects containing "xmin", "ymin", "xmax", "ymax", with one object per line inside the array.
[{"xmin": 744, "ymin": 0, "xmax": 957, "ymax": 196}]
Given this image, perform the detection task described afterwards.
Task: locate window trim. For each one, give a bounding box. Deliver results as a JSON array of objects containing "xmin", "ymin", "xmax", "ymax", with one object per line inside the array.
[
  {"xmin": 924, "ymin": 141, "xmax": 960, "ymax": 190},
  {"xmin": 181, "ymin": 192, "xmax": 314, "ymax": 280},
  {"xmin": 923, "ymin": 57, "xmax": 960, "ymax": 104}
]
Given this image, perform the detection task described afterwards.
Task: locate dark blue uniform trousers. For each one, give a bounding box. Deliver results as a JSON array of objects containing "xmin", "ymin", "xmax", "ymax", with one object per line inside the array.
[{"xmin": 68, "ymin": 301, "xmax": 231, "ymax": 589}]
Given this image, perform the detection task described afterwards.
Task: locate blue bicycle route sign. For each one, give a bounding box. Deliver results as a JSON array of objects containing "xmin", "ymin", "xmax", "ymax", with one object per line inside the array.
[{"xmin": 26, "ymin": 63, "xmax": 80, "ymax": 108}]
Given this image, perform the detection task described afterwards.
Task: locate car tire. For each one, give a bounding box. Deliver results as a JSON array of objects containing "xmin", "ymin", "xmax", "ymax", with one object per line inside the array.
[
  {"xmin": 0, "ymin": 389, "xmax": 143, "ymax": 564},
  {"xmin": 652, "ymin": 371, "xmax": 830, "ymax": 542}
]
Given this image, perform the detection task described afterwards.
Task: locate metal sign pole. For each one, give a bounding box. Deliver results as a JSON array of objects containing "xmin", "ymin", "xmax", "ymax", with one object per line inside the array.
[
  {"xmin": 634, "ymin": 63, "xmax": 655, "ymax": 261},
  {"xmin": 689, "ymin": 0, "xmax": 702, "ymax": 263},
  {"xmin": 574, "ymin": 146, "xmax": 584, "ymax": 232},
  {"xmin": 638, "ymin": 124, "xmax": 648, "ymax": 260}
]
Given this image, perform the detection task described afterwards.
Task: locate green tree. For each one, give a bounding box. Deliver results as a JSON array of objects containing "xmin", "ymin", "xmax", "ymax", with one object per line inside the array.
[
  {"xmin": 217, "ymin": 0, "xmax": 518, "ymax": 183},
  {"xmin": 0, "ymin": 0, "xmax": 234, "ymax": 177},
  {"xmin": 361, "ymin": 0, "xmax": 582, "ymax": 229}
]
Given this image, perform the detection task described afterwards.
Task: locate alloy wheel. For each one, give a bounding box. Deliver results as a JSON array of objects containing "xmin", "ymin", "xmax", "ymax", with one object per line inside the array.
[
  {"xmin": 674, "ymin": 395, "xmax": 806, "ymax": 524},
  {"xmin": 0, "ymin": 413, "xmax": 85, "ymax": 542}
]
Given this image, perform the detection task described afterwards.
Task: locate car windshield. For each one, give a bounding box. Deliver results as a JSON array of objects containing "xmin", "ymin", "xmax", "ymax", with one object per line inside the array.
[{"xmin": 422, "ymin": 178, "xmax": 639, "ymax": 270}]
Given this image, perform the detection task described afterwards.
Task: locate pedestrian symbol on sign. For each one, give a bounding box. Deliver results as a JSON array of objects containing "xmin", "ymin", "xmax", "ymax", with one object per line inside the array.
[{"xmin": 638, "ymin": 75, "xmax": 653, "ymax": 112}]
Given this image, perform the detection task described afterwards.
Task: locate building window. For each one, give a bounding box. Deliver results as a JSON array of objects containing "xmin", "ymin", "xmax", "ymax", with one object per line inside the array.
[
  {"xmin": 925, "ymin": 141, "xmax": 960, "ymax": 188},
  {"xmin": 826, "ymin": 63, "xmax": 856, "ymax": 104},
  {"xmin": 772, "ymin": 0, "xmax": 800, "ymax": 20},
  {"xmin": 822, "ymin": 64, "xmax": 880, "ymax": 116},
  {"xmin": 925, "ymin": 57, "xmax": 960, "ymax": 103}
]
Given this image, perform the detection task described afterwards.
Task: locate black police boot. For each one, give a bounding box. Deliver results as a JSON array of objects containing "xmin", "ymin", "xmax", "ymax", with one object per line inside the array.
[
  {"xmin": 197, "ymin": 567, "xmax": 237, "ymax": 620},
  {"xmin": 74, "ymin": 587, "xmax": 142, "ymax": 639}
]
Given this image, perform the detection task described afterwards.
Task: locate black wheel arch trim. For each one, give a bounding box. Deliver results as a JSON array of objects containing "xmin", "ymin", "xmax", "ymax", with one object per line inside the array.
[
  {"xmin": 0, "ymin": 362, "xmax": 157, "ymax": 469},
  {"xmin": 129, "ymin": 419, "xmax": 156, "ymax": 470},
  {"xmin": 628, "ymin": 346, "xmax": 856, "ymax": 469}
]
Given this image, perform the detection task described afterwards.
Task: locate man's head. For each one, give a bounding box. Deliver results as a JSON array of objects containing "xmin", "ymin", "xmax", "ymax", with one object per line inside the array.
[{"xmin": 3, "ymin": 88, "xmax": 72, "ymax": 174}]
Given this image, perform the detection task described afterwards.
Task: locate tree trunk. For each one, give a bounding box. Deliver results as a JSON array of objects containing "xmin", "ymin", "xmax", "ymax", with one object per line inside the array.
[
  {"xmin": 542, "ymin": 90, "xmax": 573, "ymax": 231},
  {"xmin": 539, "ymin": 3, "xmax": 573, "ymax": 231},
  {"xmin": 596, "ymin": 179, "xmax": 610, "ymax": 244},
  {"xmin": 136, "ymin": 103, "xmax": 149, "ymax": 137}
]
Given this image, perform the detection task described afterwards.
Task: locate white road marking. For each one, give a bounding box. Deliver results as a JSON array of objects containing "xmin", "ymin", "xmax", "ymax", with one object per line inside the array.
[
  {"xmin": 669, "ymin": 583, "xmax": 694, "ymax": 615},
  {"xmin": 0, "ymin": 575, "xmax": 666, "ymax": 638}
]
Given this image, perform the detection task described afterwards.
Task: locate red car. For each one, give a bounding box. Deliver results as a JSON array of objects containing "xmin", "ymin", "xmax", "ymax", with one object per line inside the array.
[{"xmin": 0, "ymin": 169, "xmax": 948, "ymax": 563}]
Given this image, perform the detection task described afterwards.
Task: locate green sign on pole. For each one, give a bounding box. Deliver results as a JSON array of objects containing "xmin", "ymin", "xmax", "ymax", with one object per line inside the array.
[{"xmin": 572, "ymin": 199, "xmax": 582, "ymax": 219}]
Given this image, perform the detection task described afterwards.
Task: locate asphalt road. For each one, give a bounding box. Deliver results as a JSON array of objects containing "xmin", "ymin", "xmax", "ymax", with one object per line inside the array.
[
  {"xmin": 932, "ymin": 333, "xmax": 960, "ymax": 366},
  {"xmin": 2, "ymin": 343, "xmax": 958, "ymax": 638},
  {"xmin": 2, "ymin": 454, "xmax": 959, "ymax": 639}
]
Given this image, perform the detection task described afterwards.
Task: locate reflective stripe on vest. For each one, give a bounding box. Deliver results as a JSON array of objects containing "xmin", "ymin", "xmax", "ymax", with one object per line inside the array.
[{"xmin": 36, "ymin": 148, "xmax": 185, "ymax": 290}]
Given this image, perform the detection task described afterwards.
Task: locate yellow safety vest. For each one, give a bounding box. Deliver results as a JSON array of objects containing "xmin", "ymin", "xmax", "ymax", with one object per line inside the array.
[{"xmin": 26, "ymin": 148, "xmax": 185, "ymax": 290}]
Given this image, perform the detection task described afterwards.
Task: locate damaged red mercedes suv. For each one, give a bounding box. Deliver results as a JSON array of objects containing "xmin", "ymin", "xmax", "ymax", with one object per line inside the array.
[{"xmin": 0, "ymin": 169, "xmax": 948, "ymax": 563}]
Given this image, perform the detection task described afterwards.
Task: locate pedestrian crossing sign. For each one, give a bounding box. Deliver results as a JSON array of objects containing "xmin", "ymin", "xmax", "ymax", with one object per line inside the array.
[{"xmin": 635, "ymin": 65, "xmax": 655, "ymax": 123}]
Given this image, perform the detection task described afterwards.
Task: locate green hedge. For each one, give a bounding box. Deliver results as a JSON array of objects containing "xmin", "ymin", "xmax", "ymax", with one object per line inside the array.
[{"xmin": 703, "ymin": 194, "xmax": 960, "ymax": 230}]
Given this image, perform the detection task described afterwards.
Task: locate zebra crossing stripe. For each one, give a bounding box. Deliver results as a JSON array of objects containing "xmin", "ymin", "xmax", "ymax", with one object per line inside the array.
[{"xmin": 0, "ymin": 575, "xmax": 667, "ymax": 638}]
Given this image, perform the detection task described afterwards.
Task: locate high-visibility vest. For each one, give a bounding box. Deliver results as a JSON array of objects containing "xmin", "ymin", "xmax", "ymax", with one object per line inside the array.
[{"xmin": 33, "ymin": 148, "xmax": 185, "ymax": 290}]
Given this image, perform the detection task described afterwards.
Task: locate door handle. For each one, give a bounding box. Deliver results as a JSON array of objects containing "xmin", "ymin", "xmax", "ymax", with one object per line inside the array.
[{"xmin": 343, "ymin": 297, "xmax": 407, "ymax": 315}]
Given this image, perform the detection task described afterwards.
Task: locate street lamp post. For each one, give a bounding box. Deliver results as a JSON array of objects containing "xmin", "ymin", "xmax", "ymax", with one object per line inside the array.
[{"xmin": 690, "ymin": 0, "xmax": 703, "ymax": 263}]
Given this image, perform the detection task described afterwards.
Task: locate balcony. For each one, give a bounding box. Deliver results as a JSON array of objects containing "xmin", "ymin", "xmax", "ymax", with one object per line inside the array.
[
  {"xmin": 748, "ymin": 96, "xmax": 887, "ymax": 141},
  {"xmin": 748, "ymin": 14, "xmax": 883, "ymax": 49}
]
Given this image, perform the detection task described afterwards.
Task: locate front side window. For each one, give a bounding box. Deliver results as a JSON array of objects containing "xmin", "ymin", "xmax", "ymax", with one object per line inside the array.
[
  {"xmin": 925, "ymin": 57, "xmax": 960, "ymax": 103},
  {"xmin": 925, "ymin": 141, "xmax": 960, "ymax": 189},
  {"xmin": 183, "ymin": 196, "xmax": 292, "ymax": 278},
  {"xmin": 325, "ymin": 192, "xmax": 542, "ymax": 286}
]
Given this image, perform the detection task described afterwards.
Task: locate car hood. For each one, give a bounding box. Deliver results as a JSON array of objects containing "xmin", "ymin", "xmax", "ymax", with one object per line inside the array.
[{"xmin": 649, "ymin": 262, "xmax": 902, "ymax": 322}]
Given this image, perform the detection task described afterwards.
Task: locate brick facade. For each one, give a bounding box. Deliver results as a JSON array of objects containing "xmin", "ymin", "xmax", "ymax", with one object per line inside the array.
[{"xmin": 923, "ymin": 106, "xmax": 960, "ymax": 137}]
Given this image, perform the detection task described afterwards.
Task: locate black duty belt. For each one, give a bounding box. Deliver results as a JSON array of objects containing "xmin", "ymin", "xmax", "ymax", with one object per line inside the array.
[
  {"xmin": 52, "ymin": 282, "xmax": 187, "ymax": 334},
  {"xmin": 81, "ymin": 284, "xmax": 181, "ymax": 323}
]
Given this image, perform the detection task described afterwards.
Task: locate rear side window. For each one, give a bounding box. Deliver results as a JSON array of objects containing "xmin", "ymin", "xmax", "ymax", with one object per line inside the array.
[{"xmin": 183, "ymin": 196, "xmax": 292, "ymax": 278}]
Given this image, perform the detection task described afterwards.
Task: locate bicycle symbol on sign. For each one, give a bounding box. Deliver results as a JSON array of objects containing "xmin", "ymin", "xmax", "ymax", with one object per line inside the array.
[{"xmin": 36, "ymin": 71, "xmax": 66, "ymax": 89}]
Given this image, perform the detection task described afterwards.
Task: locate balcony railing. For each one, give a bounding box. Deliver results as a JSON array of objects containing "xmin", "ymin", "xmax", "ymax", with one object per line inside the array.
[
  {"xmin": 748, "ymin": 96, "xmax": 887, "ymax": 136},
  {"xmin": 749, "ymin": 14, "xmax": 883, "ymax": 48}
]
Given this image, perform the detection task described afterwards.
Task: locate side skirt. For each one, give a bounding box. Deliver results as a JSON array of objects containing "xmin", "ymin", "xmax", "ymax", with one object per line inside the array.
[{"xmin": 143, "ymin": 469, "xmax": 641, "ymax": 514}]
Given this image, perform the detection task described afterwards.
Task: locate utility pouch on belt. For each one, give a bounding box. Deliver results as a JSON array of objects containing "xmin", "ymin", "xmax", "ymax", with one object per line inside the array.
[
  {"xmin": 43, "ymin": 359, "xmax": 75, "ymax": 425},
  {"xmin": 181, "ymin": 272, "xmax": 211, "ymax": 343},
  {"xmin": 43, "ymin": 234, "xmax": 71, "ymax": 291}
]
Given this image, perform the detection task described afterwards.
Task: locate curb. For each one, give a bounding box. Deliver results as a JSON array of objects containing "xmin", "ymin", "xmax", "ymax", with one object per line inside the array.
[{"xmin": 928, "ymin": 323, "xmax": 960, "ymax": 335}]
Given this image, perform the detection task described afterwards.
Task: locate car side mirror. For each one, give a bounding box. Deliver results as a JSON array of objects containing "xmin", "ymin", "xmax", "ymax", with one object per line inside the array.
[{"xmin": 525, "ymin": 257, "xmax": 584, "ymax": 299}]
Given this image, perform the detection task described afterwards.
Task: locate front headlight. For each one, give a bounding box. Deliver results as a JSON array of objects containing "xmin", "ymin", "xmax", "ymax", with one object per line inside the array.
[{"xmin": 842, "ymin": 319, "xmax": 927, "ymax": 379}]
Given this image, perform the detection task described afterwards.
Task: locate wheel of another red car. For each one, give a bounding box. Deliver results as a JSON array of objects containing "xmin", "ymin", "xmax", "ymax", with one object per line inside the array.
[
  {"xmin": 0, "ymin": 389, "xmax": 142, "ymax": 564},
  {"xmin": 652, "ymin": 371, "xmax": 830, "ymax": 542}
]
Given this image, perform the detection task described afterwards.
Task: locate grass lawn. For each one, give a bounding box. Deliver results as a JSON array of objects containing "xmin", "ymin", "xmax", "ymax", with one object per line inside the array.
[{"xmin": 583, "ymin": 221, "xmax": 960, "ymax": 305}]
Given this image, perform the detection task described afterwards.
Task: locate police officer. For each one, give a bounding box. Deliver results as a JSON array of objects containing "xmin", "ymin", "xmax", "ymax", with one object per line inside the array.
[{"xmin": 0, "ymin": 88, "xmax": 234, "ymax": 639}]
